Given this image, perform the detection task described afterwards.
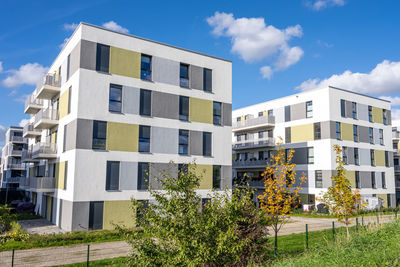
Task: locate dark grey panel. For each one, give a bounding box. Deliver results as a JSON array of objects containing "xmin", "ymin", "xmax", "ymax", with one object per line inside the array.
[
  {"xmin": 70, "ymin": 41, "xmax": 81, "ymax": 78},
  {"xmin": 152, "ymin": 56, "xmax": 180, "ymax": 86},
  {"xmin": 291, "ymin": 102, "xmax": 306, "ymax": 121},
  {"xmin": 80, "ymin": 39, "xmax": 96, "ymax": 71},
  {"xmin": 89, "ymin": 201, "xmax": 103, "ymax": 230},
  {"xmin": 152, "ymin": 91, "xmax": 179, "ymax": 120},
  {"xmin": 150, "ymin": 163, "xmax": 178, "ymax": 190},
  {"xmin": 387, "ymin": 110, "xmax": 392, "ymax": 125},
  {"xmin": 375, "ymin": 172, "xmax": 382, "ymax": 188},
  {"xmin": 292, "ymin": 147, "xmax": 307, "ymax": 165},
  {"xmin": 389, "ymin": 151, "xmax": 394, "ymax": 167},
  {"xmin": 221, "ymin": 165, "xmax": 232, "ymax": 189},
  {"xmin": 122, "ymin": 86, "xmax": 140, "ymax": 115},
  {"xmin": 330, "ymin": 121, "xmax": 337, "ymax": 139},
  {"xmin": 65, "ymin": 120, "xmax": 77, "ymax": 151},
  {"xmin": 190, "ymin": 130, "xmax": 203, "ymax": 156},
  {"xmin": 76, "ymin": 119, "xmax": 93, "ymax": 149},
  {"xmin": 190, "ymin": 65, "xmax": 203, "ymax": 90},
  {"xmin": 71, "ymin": 201, "xmax": 90, "ymax": 231},
  {"xmin": 345, "ymin": 100, "xmax": 353, "ymax": 118},
  {"xmin": 320, "ymin": 121, "xmax": 331, "ymax": 139},
  {"xmin": 347, "ymin": 147, "xmax": 355, "ymax": 165},
  {"xmin": 120, "ymin": 161, "xmax": 138, "ymax": 190},
  {"xmin": 359, "ymin": 126, "xmax": 370, "ymax": 143},
  {"xmin": 360, "ymin": 171, "xmax": 372, "ymax": 188},
  {"xmin": 151, "ymin": 127, "xmax": 178, "ymax": 154},
  {"xmin": 222, "ymin": 103, "xmax": 232, "ymax": 126}
]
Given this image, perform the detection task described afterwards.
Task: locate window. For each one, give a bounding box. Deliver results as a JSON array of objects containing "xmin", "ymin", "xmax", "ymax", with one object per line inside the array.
[
  {"xmin": 368, "ymin": 106, "xmax": 373, "ymax": 122},
  {"xmin": 67, "ymin": 54, "xmax": 71, "ymax": 81},
  {"xmin": 68, "ymin": 87, "xmax": 72, "ymax": 114},
  {"xmin": 340, "ymin": 99, "xmax": 346, "ymax": 117},
  {"xmin": 268, "ymin": 109, "xmax": 273, "ymax": 116},
  {"xmin": 109, "ymin": 84, "xmax": 122, "ymax": 112},
  {"xmin": 385, "ymin": 151, "xmax": 389, "ymax": 167},
  {"xmin": 203, "ymin": 132, "xmax": 212, "ymax": 157},
  {"xmin": 140, "ymin": 89, "xmax": 152, "ymax": 116},
  {"xmin": 371, "ymin": 172, "xmax": 376, "ymax": 189},
  {"xmin": 354, "ymin": 148, "xmax": 359, "ymax": 166},
  {"xmin": 63, "ymin": 125, "xmax": 67, "ymax": 153},
  {"xmin": 379, "ymin": 129, "xmax": 384, "ymax": 145},
  {"xmin": 383, "ymin": 109, "xmax": 387, "ymax": 125},
  {"xmin": 140, "ymin": 55, "xmax": 152, "ymax": 81},
  {"xmin": 179, "ymin": 96, "xmax": 189, "ymax": 121},
  {"xmin": 258, "ymin": 111, "xmax": 263, "ymax": 117},
  {"xmin": 369, "ymin": 127, "xmax": 374, "ymax": 144},
  {"xmin": 203, "ymin": 68, "xmax": 212, "ymax": 92},
  {"xmin": 353, "ymin": 125, "xmax": 358, "ymax": 142},
  {"xmin": 213, "ymin": 165, "xmax": 221, "ymax": 190},
  {"xmin": 315, "ymin": 170, "xmax": 322, "ymax": 188},
  {"xmin": 138, "ymin": 162, "xmax": 149, "ymax": 190},
  {"xmin": 355, "ymin": 171, "xmax": 360, "ymax": 189},
  {"xmin": 64, "ymin": 161, "xmax": 68, "ymax": 190},
  {"xmin": 352, "ymin": 102, "xmax": 357, "ymax": 119},
  {"xmin": 180, "ymin": 63, "xmax": 189, "ymax": 87},
  {"xmin": 285, "ymin": 127, "xmax": 291, "ymax": 144},
  {"xmin": 370, "ymin": 149, "xmax": 375, "ymax": 166},
  {"xmin": 307, "ymin": 147, "xmax": 314, "ymax": 164},
  {"xmin": 342, "ymin": 147, "xmax": 348, "ymax": 165},
  {"xmin": 213, "ymin": 102, "xmax": 222, "ymax": 125},
  {"xmin": 336, "ymin": 122, "xmax": 341, "ymax": 140},
  {"xmin": 139, "ymin": 126, "xmax": 151, "ymax": 152},
  {"xmin": 179, "ymin": 130, "xmax": 189, "ymax": 155},
  {"xmin": 92, "ymin": 121, "xmax": 107, "ymax": 150},
  {"xmin": 382, "ymin": 172, "xmax": 386, "ymax": 189},
  {"xmin": 106, "ymin": 161, "xmax": 119, "ymax": 191},
  {"xmin": 258, "ymin": 151, "xmax": 264, "ymax": 160},
  {"xmin": 236, "ymin": 117, "xmax": 241, "ymax": 122},
  {"xmin": 314, "ymin": 122, "xmax": 321, "ymax": 140},
  {"xmin": 285, "ymin": 105, "xmax": 291, "ymax": 122},
  {"xmin": 96, "ymin": 43, "xmax": 110, "ymax": 72},
  {"xmin": 306, "ymin": 101, "xmax": 313, "ymax": 118}
]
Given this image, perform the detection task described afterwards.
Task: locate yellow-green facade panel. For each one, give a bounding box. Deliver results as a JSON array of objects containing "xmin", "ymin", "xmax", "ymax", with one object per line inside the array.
[
  {"xmin": 55, "ymin": 161, "xmax": 66, "ymax": 190},
  {"xmin": 347, "ymin": 171, "xmax": 356, "ymax": 188},
  {"xmin": 341, "ymin": 123, "xmax": 353, "ymax": 141},
  {"xmin": 109, "ymin": 46, "xmax": 140, "ymax": 78},
  {"xmin": 374, "ymin": 150, "xmax": 385, "ymax": 166},
  {"xmin": 189, "ymin": 97, "xmax": 213, "ymax": 124},
  {"xmin": 59, "ymin": 88, "xmax": 70, "ymax": 119},
  {"xmin": 377, "ymin": 194, "xmax": 388, "ymax": 208},
  {"xmin": 106, "ymin": 122, "xmax": 138, "ymax": 152},
  {"xmin": 291, "ymin": 124, "xmax": 314, "ymax": 143},
  {"xmin": 195, "ymin": 164, "xmax": 213, "ymax": 189},
  {"xmin": 372, "ymin": 107, "xmax": 383, "ymax": 124},
  {"xmin": 103, "ymin": 200, "xmax": 136, "ymax": 230}
]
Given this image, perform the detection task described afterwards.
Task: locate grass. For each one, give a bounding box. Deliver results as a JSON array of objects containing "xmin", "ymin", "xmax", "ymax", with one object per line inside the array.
[
  {"xmin": 292, "ymin": 210, "xmax": 397, "ymax": 219},
  {"xmin": 56, "ymin": 256, "xmax": 128, "ymax": 267},
  {"xmin": 15, "ymin": 213, "xmax": 42, "ymax": 220}
]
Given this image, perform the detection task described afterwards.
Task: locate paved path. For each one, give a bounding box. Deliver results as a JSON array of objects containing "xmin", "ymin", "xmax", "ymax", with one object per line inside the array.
[{"xmin": 18, "ymin": 219, "xmax": 64, "ymax": 235}]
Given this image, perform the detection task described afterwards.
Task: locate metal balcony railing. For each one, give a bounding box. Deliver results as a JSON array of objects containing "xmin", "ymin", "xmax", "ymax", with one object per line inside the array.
[
  {"xmin": 25, "ymin": 94, "xmax": 43, "ymax": 109},
  {"xmin": 395, "ymin": 165, "xmax": 400, "ymax": 172},
  {"xmin": 29, "ymin": 177, "xmax": 55, "ymax": 192},
  {"xmin": 32, "ymin": 142, "xmax": 57, "ymax": 158},
  {"xmin": 393, "ymin": 131, "xmax": 400, "ymax": 139},
  {"xmin": 8, "ymin": 146, "xmax": 23, "ymax": 157},
  {"xmin": 23, "ymin": 123, "xmax": 41, "ymax": 136},
  {"xmin": 232, "ymin": 158, "xmax": 269, "ymax": 168},
  {"xmin": 6, "ymin": 163, "xmax": 24, "ymax": 169},
  {"xmin": 34, "ymin": 108, "xmax": 58, "ymax": 124},
  {"xmin": 233, "ymin": 137, "xmax": 275, "ymax": 150},
  {"xmin": 6, "ymin": 177, "xmax": 21, "ymax": 184},
  {"xmin": 37, "ymin": 73, "xmax": 61, "ymax": 89},
  {"xmin": 10, "ymin": 136, "xmax": 24, "ymax": 143},
  {"xmin": 233, "ymin": 115, "xmax": 275, "ymax": 131},
  {"xmin": 19, "ymin": 177, "xmax": 30, "ymax": 189}
]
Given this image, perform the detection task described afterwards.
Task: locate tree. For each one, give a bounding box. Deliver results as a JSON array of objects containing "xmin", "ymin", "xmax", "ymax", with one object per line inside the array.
[
  {"xmin": 258, "ymin": 139, "xmax": 307, "ymax": 255},
  {"xmin": 320, "ymin": 145, "xmax": 363, "ymax": 238},
  {"xmin": 120, "ymin": 162, "xmax": 270, "ymax": 266}
]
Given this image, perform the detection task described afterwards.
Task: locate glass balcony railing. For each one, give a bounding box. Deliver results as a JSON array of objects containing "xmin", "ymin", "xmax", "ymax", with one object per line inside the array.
[
  {"xmin": 29, "ymin": 177, "xmax": 55, "ymax": 192},
  {"xmin": 24, "ymin": 94, "xmax": 43, "ymax": 114},
  {"xmin": 34, "ymin": 73, "xmax": 61, "ymax": 100},
  {"xmin": 232, "ymin": 158, "xmax": 270, "ymax": 168},
  {"xmin": 233, "ymin": 137, "xmax": 275, "ymax": 150},
  {"xmin": 23, "ymin": 123, "xmax": 41, "ymax": 138},
  {"xmin": 32, "ymin": 143, "xmax": 57, "ymax": 159},
  {"xmin": 34, "ymin": 108, "xmax": 59, "ymax": 129},
  {"xmin": 233, "ymin": 116, "xmax": 275, "ymax": 131}
]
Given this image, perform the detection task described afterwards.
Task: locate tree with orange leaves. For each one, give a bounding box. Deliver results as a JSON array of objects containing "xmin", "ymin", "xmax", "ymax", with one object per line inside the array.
[
  {"xmin": 258, "ymin": 138, "xmax": 307, "ymax": 255},
  {"xmin": 320, "ymin": 145, "xmax": 363, "ymax": 238}
]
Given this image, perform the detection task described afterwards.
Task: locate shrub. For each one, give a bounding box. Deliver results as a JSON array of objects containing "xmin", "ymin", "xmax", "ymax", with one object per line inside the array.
[{"xmin": 0, "ymin": 205, "xmax": 17, "ymax": 234}]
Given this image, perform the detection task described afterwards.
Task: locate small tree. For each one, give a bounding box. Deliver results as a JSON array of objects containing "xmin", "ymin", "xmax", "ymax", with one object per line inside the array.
[
  {"xmin": 0, "ymin": 205, "xmax": 16, "ymax": 234},
  {"xmin": 320, "ymin": 145, "xmax": 363, "ymax": 238},
  {"xmin": 258, "ymin": 139, "xmax": 307, "ymax": 255},
  {"xmin": 120, "ymin": 162, "xmax": 270, "ymax": 266}
]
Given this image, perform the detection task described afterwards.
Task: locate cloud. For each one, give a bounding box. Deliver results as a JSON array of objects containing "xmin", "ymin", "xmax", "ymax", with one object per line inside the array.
[
  {"xmin": 379, "ymin": 96, "xmax": 400, "ymax": 106},
  {"xmin": 102, "ymin": 21, "xmax": 129, "ymax": 34},
  {"xmin": 206, "ymin": 12, "xmax": 303, "ymax": 79},
  {"xmin": 317, "ymin": 39, "xmax": 334, "ymax": 48},
  {"xmin": 392, "ymin": 110, "xmax": 400, "ymax": 122},
  {"xmin": 0, "ymin": 61, "xmax": 3, "ymax": 73},
  {"xmin": 18, "ymin": 119, "xmax": 29, "ymax": 127},
  {"xmin": 306, "ymin": 0, "xmax": 345, "ymax": 11},
  {"xmin": 2, "ymin": 63, "xmax": 48, "ymax": 88},
  {"xmin": 59, "ymin": 38, "xmax": 70, "ymax": 49},
  {"xmin": 14, "ymin": 94, "xmax": 29, "ymax": 104},
  {"xmin": 64, "ymin": 23, "xmax": 78, "ymax": 31},
  {"xmin": 260, "ymin": 66, "xmax": 273, "ymax": 79}
]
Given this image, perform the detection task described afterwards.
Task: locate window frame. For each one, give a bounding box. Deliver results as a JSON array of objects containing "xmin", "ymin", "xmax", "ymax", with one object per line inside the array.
[
  {"xmin": 138, "ymin": 162, "xmax": 149, "ymax": 190},
  {"xmin": 342, "ymin": 146, "xmax": 348, "ymax": 165},
  {"xmin": 315, "ymin": 170, "xmax": 323, "ymax": 188},
  {"xmin": 96, "ymin": 43, "xmax": 110, "ymax": 73},
  {"xmin": 340, "ymin": 99, "xmax": 346, "ymax": 117},
  {"xmin": 371, "ymin": 172, "xmax": 376, "ymax": 189},
  {"xmin": 314, "ymin": 122, "xmax": 321, "ymax": 140},
  {"xmin": 203, "ymin": 132, "xmax": 212, "ymax": 157},
  {"xmin": 306, "ymin": 101, "xmax": 313, "ymax": 118},
  {"xmin": 379, "ymin": 129, "xmax": 384, "ymax": 145},
  {"xmin": 352, "ymin": 102, "xmax": 357, "ymax": 119},
  {"xmin": 336, "ymin": 122, "xmax": 341, "ymax": 140},
  {"xmin": 369, "ymin": 127, "xmax": 374, "ymax": 144},
  {"xmin": 213, "ymin": 101, "xmax": 222, "ymax": 125},
  {"xmin": 307, "ymin": 147, "xmax": 314, "ymax": 164},
  {"xmin": 203, "ymin": 68, "xmax": 212, "ymax": 92},
  {"xmin": 179, "ymin": 96, "xmax": 189, "ymax": 121},
  {"xmin": 212, "ymin": 165, "xmax": 221, "ymax": 190},
  {"xmin": 138, "ymin": 125, "xmax": 151, "ymax": 153},
  {"xmin": 106, "ymin": 161, "xmax": 120, "ymax": 191},
  {"xmin": 355, "ymin": 171, "xmax": 360, "ymax": 189},
  {"xmin": 92, "ymin": 120, "xmax": 107, "ymax": 150},
  {"xmin": 180, "ymin": 63, "xmax": 189, "ymax": 88},
  {"xmin": 179, "ymin": 129, "xmax": 189, "ymax": 155},
  {"xmin": 353, "ymin": 124, "xmax": 358, "ymax": 142},
  {"xmin": 140, "ymin": 54, "xmax": 152, "ymax": 81},
  {"xmin": 382, "ymin": 172, "xmax": 386, "ymax": 189},
  {"xmin": 354, "ymin": 148, "xmax": 359, "ymax": 166},
  {"xmin": 139, "ymin": 89, "xmax": 152, "ymax": 116},
  {"xmin": 109, "ymin": 84, "xmax": 122, "ymax": 113},
  {"xmin": 370, "ymin": 149, "xmax": 375, "ymax": 166},
  {"xmin": 368, "ymin": 106, "xmax": 373, "ymax": 122}
]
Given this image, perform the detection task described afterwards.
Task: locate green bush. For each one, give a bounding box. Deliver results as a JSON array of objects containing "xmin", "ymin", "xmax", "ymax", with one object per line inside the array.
[{"xmin": 0, "ymin": 205, "xmax": 17, "ymax": 233}]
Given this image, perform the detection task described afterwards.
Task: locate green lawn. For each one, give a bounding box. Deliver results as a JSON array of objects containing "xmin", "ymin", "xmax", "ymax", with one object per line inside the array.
[
  {"xmin": 56, "ymin": 256, "xmax": 128, "ymax": 267},
  {"xmin": 292, "ymin": 210, "xmax": 397, "ymax": 219}
]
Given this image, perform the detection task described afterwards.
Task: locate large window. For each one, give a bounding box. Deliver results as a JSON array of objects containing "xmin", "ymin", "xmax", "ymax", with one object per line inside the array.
[
  {"xmin": 336, "ymin": 122, "xmax": 341, "ymax": 140},
  {"xmin": 314, "ymin": 122, "xmax": 321, "ymax": 140},
  {"xmin": 385, "ymin": 151, "xmax": 389, "ymax": 167},
  {"xmin": 138, "ymin": 162, "xmax": 149, "ymax": 190},
  {"xmin": 382, "ymin": 172, "xmax": 386, "ymax": 189},
  {"xmin": 307, "ymin": 147, "xmax": 314, "ymax": 164},
  {"xmin": 340, "ymin": 99, "xmax": 346, "ymax": 117},
  {"xmin": 106, "ymin": 161, "xmax": 120, "ymax": 191},
  {"xmin": 213, "ymin": 165, "xmax": 221, "ymax": 190},
  {"xmin": 370, "ymin": 149, "xmax": 375, "ymax": 166},
  {"xmin": 203, "ymin": 132, "xmax": 212, "ymax": 157},
  {"xmin": 379, "ymin": 129, "xmax": 384, "ymax": 145},
  {"xmin": 355, "ymin": 171, "xmax": 360, "ymax": 189},
  {"xmin": 371, "ymin": 172, "xmax": 376, "ymax": 189},
  {"xmin": 140, "ymin": 55, "xmax": 152, "ymax": 81},
  {"xmin": 353, "ymin": 125, "xmax": 358, "ymax": 142},
  {"xmin": 354, "ymin": 148, "xmax": 359, "ymax": 166},
  {"xmin": 109, "ymin": 84, "xmax": 122, "ymax": 112},
  {"xmin": 179, "ymin": 96, "xmax": 189, "ymax": 121},
  {"xmin": 67, "ymin": 54, "xmax": 71, "ymax": 81},
  {"xmin": 213, "ymin": 102, "xmax": 222, "ymax": 125},
  {"xmin": 139, "ymin": 126, "xmax": 151, "ymax": 153},
  {"xmin": 369, "ymin": 127, "xmax": 374, "ymax": 144},
  {"xmin": 92, "ymin": 120, "xmax": 107, "ymax": 150},
  {"xmin": 306, "ymin": 101, "xmax": 313, "ymax": 118},
  {"xmin": 315, "ymin": 170, "xmax": 322, "ymax": 188},
  {"xmin": 352, "ymin": 102, "xmax": 357, "ymax": 119},
  {"xmin": 140, "ymin": 89, "xmax": 151, "ymax": 116},
  {"xmin": 203, "ymin": 68, "xmax": 212, "ymax": 92},
  {"xmin": 284, "ymin": 105, "xmax": 291, "ymax": 122},
  {"xmin": 383, "ymin": 109, "xmax": 388, "ymax": 125},
  {"xmin": 268, "ymin": 109, "xmax": 273, "ymax": 116},
  {"xmin": 180, "ymin": 63, "xmax": 189, "ymax": 87},
  {"xmin": 285, "ymin": 127, "xmax": 291, "ymax": 144},
  {"xmin": 342, "ymin": 146, "xmax": 348, "ymax": 165},
  {"xmin": 179, "ymin": 130, "xmax": 189, "ymax": 155},
  {"xmin": 96, "ymin": 43, "xmax": 110, "ymax": 72},
  {"xmin": 368, "ymin": 106, "xmax": 373, "ymax": 122}
]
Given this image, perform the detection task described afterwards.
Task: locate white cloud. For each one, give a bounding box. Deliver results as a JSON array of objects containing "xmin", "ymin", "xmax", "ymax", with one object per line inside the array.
[
  {"xmin": 297, "ymin": 60, "xmax": 400, "ymax": 95},
  {"xmin": 64, "ymin": 23, "xmax": 78, "ymax": 31},
  {"xmin": 260, "ymin": 66, "xmax": 273, "ymax": 79},
  {"xmin": 306, "ymin": 0, "xmax": 345, "ymax": 11},
  {"xmin": 0, "ymin": 125, "xmax": 5, "ymax": 144},
  {"xmin": 14, "ymin": 94, "xmax": 29, "ymax": 104},
  {"xmin": 102, "ymin": 21, "xmax": 129, "ymax": 34},
  {"xmin": 0, "ymin": 61, "xmax": 3, "ymax": 73},
  {"xmin": 2, "ymin": 63, "xmax": 48, "ymax": 88},
  {"xmin": 59, "ymin": 38, "xmax": 70, "ymax": 49},
  {"xmin": 392, "ymin": 110, "xmax": 400, "ymax": 122},
  {"xmin": 379, "ymin": 96, "xmax": 400, "ymax": 106},
  {"xmin": 207, "ymin": 12, "xmax": 303, "ymax": 79},
  {"xmin": 18, "ymin": 119, "xmax": 29, "ymax": 127}
]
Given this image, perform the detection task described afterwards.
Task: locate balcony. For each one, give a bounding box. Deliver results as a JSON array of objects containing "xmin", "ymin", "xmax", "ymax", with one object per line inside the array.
[
  {"xmin": 31, "ymin": 143, "xmax": 57, "ymax": 159},
  {"xmin": 19, "ymin": 177, "xmax": 30, "ymax": 190},
  {"xmin": 5, "ymin": 177, "xmax": 21, "ymax": 184},
  {"xmin": 34, "ymin": 73, "xmax": 61, "ymax": 100},
  {"xmin": 233, "ymin": 158, "xmax": 269, "ymax": 169},
  {"xmin": 233, "ymin": 116, "xmax": 275, "ymax": 132},
  {"xmin": 9, "ymin": 135, "xmax": 25, "ymax": 144},
  {"xmin": 7, "ymin": 146, "xmax": 23, "ymax": 157},
  {"xmin": 6, "ymin": 163, "xmax": 25, "ymax": 170},
  {"xmin": 23, "ymin": 123, "xmax": 42, "ymax": 138},
  {"xmin": 34, "ymin": 108, "xmax": 58, "ymax": 129},
  {"xmin": 22, "ymin": 147, "xmax": 39, "ymax": 163},
  {"xmin": 24, "ymin": 94, "xmax": 43, "ymax": 114},
  {"xmin": 28, "ymin": 177, "xmax": 55, "ymax": 193},
  {"xmin": 233, "ymin": 137, "xmax": 275, "ymax": 150},
  {"xmin": 395, "ymin": 165, "xmax": 400, "ymax": 172}
]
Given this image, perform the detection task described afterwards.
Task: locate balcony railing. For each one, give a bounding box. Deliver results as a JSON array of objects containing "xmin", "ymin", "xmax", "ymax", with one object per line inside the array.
[
  {"xmin": 232, "ymin": 158, "xmax": 269, "ymax": 168},
  {"xmin": 395, "ymin": 165, "xmax": 400, "ymax": 172},
  {"xmin": 10, "ymin": 136, "xmax": 25, "ymax": 143},
  {"xmin": 6, "ymin": 163, "xmax": 25, "ymax": 170},
  {"xmin": 393, "ymin": 131, "xmax": 400, "ymax": 139},
  {"xmin": 34, "ymin": 73, "xmax": 61, "ymax": 100},
  {"xmin": 24, "ymin": 94, "xmax": 43, "ymax": 114},
  {"xmin": 29, "ymin": 177, "xmax": 55, "ymax": 192},
  {"xmin": 8, "ymin": 146, "xmax": 23, "ymax": 157},
  {"xmin": 233, "ymin": 137, "xmax": 275, "ymax": 150},
  {"xmin": 23, "ymin": 123, "xmax": 41, "ymax": 138},
  {"xmin": 32, "ymin": 143, "xmax": 57, "ymax": 159},
  {"xmin": 34, "ymin": 108, "xmax": 58, "ymax": 129},
  {"xmin": 19, "ymin": 177, "xmax": 30, "ymax": 189},
  {"xmin": 22, "ymin": 147, "xmax": 39, "ymax": 162},
  {"xmin": 233, "ymin": 115, "xmax": 275, "ymax": 132},
  {"xmin": 5, "ymin": 177, "xmax": 21, "ymax": 184}
]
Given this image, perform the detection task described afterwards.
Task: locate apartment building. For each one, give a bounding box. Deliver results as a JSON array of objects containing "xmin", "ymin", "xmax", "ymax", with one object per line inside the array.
[
  {"xmin": 392, "ymin": 126, "xmax": 400, "ymax": 205},
  {"xmin": 20, "ymin": 23, "xmax": 232, "ymax": 231},
  {"xmin": 232, "ymin": 86, "xmax": 395, "ymax": 208},
  {"xmin": 0, "ymin": 127, "xmax": 27, "ymax": 189}
]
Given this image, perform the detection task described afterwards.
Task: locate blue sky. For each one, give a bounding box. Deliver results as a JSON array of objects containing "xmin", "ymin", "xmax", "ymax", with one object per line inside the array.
[{"xmin": 1, "ymin": 0, "xmax": 400, "ymax": 145}]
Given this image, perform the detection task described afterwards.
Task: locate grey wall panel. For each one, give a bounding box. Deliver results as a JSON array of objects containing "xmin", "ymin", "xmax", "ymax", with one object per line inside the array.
[
  {"xmin": 330, "ymin": 121, "xmax": 337, "ymax": 139},
  {"xmin": 294, "ymin": 170, "xmax": 308, "ymax": 189},
  {"xmin": 373, "ymin": 128, "xmax": 380, "ymax": 145},
  {"xmin": 222, "ymin": 103, "xmax": 232, "ymax": 126},
  {"xmin": 389, "ymin": 152, "xmax": 394, "ymax": 167},
  {"xmin": 76, "ymin": 119, "xmax": 93, "ymax": 150},
  {"xmin": 152, "ymin": 56, "xmax": 179, "ymax": 86},
  {"xmin": 151, "ymin": 127, "xmax": 178, "ymax": 154},
  {"xmin": 321, "ymin": 121, "xmax": 331, "ymax": 139},
  {"xmin": 358, "ymin": 104, "xmax": 368, "ymax": 121},
  {"xmin": 387, "ymin": 110, "xmax": 392, "ymax": 125},
  {"xmin": 221, "ymin": 165, "xmax": 232, "ymax": 189},
  {"xmin": 190, "ymin": 65, "xmax": 203, "ymax": 90},
  {"xmin": 345, "ymin": 100, "xmax": 353, "ymax": 118},
  {"xmin": 150, "ymin": 163, "xmax": 178, "ymax": 190},
  {"xmin": 359, "ymin": 148, "xmax": 371, "ymax": 166},
  {"xmin": 290, "ymin": 102, "xmax": 306, "ymax": 121},
  {"xmin": 72, "ymin": 201, "xmax": 90, "ymax": 231},
  {"xmin": 52, "ymin": 197, "xmax": 57, "ymax": 224},
  {"xmin": 293, "ymin": 147, "xmax": 307, "ymax": 165},
  {"xmin": 190, "ymin": 130, "xmax": 203, "ymax": 156},
  {"xmin": 122, "ymin": 86, "xmax": 140, "ymax": 115},
  {"xmin": 70, "ymin": 41, "xmax": 81, "ymax": 78},
  {"xmin": 359, "ymin": 126, "xmax": 370, "ymax": 143},
  {"xmin": 61, "ymin": 199, "xmax": 73, "ymax": 231},
  {"xmin": 390, "ymin": 193, "xmax": 396, "ymax": 208},
  {"xmin": 347, "ymin": 147, "xmax": 354, "ymax": 165},
  {"xmin": 322, "ymin": 170, "xmax": 334, "ymax": 188},
  {"xmin": 275, "ymin": 107, "xmax": 284, "ymax": 123},
  {"xmin": 360, "ymin": 171, "xmax": 372, "ymax": 188},
  {"xmin": 61, "ymin": 58, "xmax": 68, "ymax": 85},
  {"xmin": 375, "ymin": 172, "xmax": 382, "ymax": 188},
  {"xmin": 65, "ymin": 120, "xmax": 77, "ymax": 151},
  {"xmin": 80, "ymin": 39, "xmax": 96, "ymax": 71},
  {"xmin": 120, "ymin": 161, "xmax": 138, "ymax": 190},
  {"xmin": 152, "ymin": 91, "xmax": 179, "ymax": 120}
]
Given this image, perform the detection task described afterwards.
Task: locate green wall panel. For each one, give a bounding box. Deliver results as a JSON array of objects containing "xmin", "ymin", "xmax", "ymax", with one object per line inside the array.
[
  {"xmin": 372, "ymin": 107, "xmax": 383, "ymax": 124},
  {"xmin": 374, "ymin": 150, "xmax": 385, "ymax": 166},
  {"xmin": 291, "ymin": 124, "xmax": 314, "ymax": 143},
  {"xmin": 195, "ymin": 164, "xmax": 213, "ymax": 189},
  {"xmin": 59, "ymin": 88, "xmax": 70, "ymax": 119},
  {"xmin": 103, "ymin": 200, "xmax": 136, "ymax": 230},
  {"xmin": 106, "ymin": 122, "xmax": 138, "ymax": 152},
  {"xmin": 109, "ymin": 46, "xmax": 140, "ymax": 78},
  {"xmin": 341, "ymin": 123, "xmax": 353, "ymax": 141},
  {"xmin": 189, "ymin": 97, "xmax": 213, "ymax": 124}
]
